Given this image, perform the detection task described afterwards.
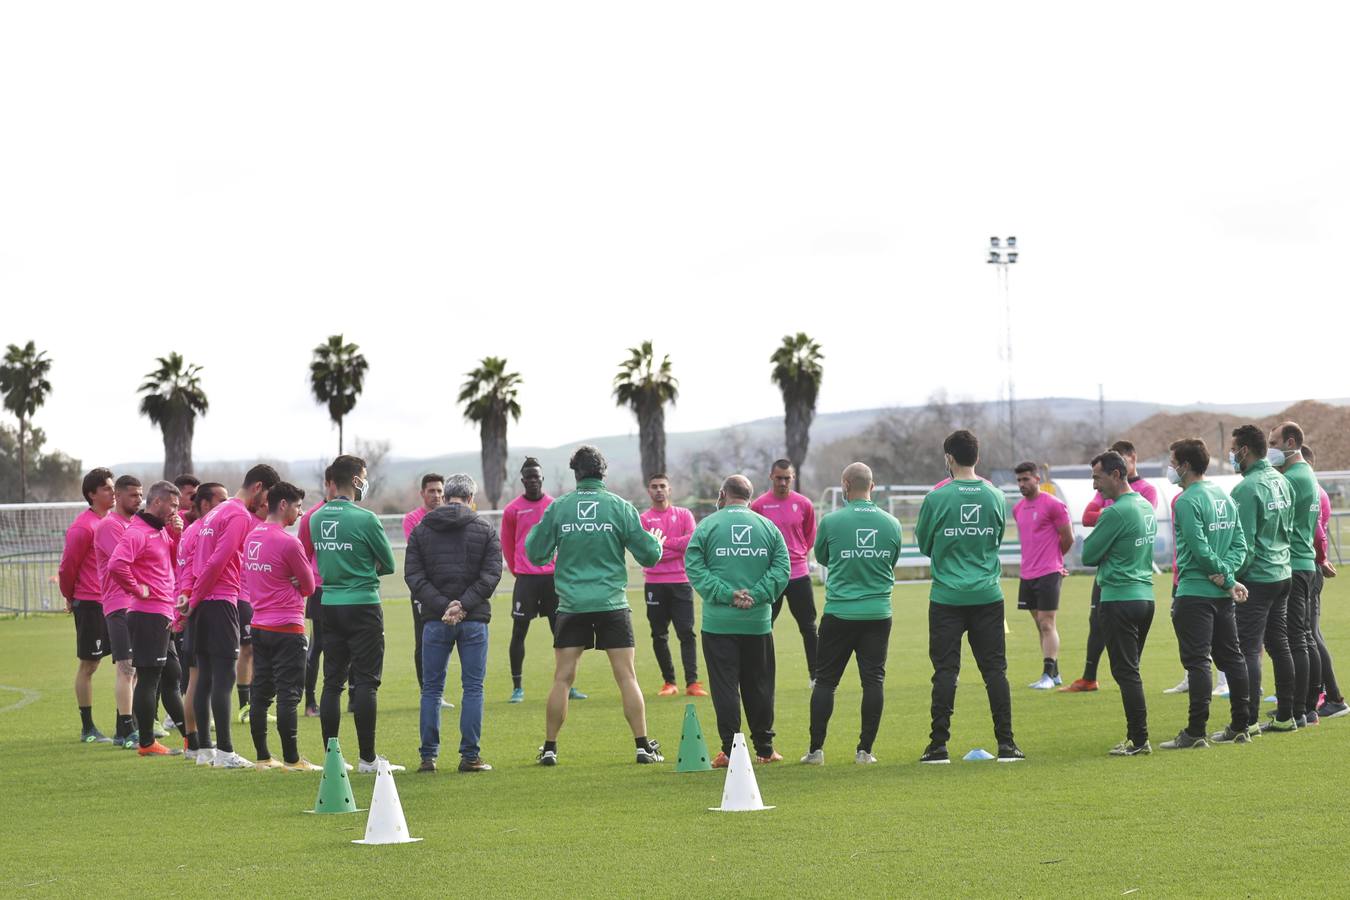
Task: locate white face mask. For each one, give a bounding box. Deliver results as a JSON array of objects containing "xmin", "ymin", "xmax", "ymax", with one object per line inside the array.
[
  {"xmin": 1266, "ymin": 447, "xmax": 1287, "ymax": 466},
  {"xmin": 1165, "ymin": 465, "xmax": 1182, "ymax": 485},
  {"xmin": 1228, "ymin": 451, "xmax": 1239, "ymax": 471},
  {"xmin": 353, "ymin": 475, "xmax": 369, "ymax": 501}
]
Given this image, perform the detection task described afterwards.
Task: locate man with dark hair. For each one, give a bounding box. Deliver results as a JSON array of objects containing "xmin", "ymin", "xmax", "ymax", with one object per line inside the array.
[
  {"xmin": 1160, "ymin": 438, "xmax": 1251, "ymax": 749},
  {"xmin": 802, "ymin": 463, "xmax": 900, "ymax": 766},
  {"xmin": 96, "ymin": 475, "xmax": 144, "ymax": 748},
  {"xmin": 1300, "ymin": 444, "xmax": 1346, "ymax": 718},
  {"xmin": 107, "ymin": 480, "xmax": 188, "ymax": 757},
  {"xmin": 687, "ymin": 474, "xmax": 789, "ymax": 765},
  {"xmin": 244, "ymin": 481, "xmax": 320, "ymax": 771},
  {"xmin": 1268, "ymin": 421, "xmax": 1322, "ymax": 726},
  {"xmin": 60, "ymin": 467, "xmax": 116, "ymax": 743},
  {"xmin": 501, "ymin": 457, "xmax": 586, "ymax": 703},
  {"xmin": 174, "ymin": 474, "xmax": 201, "ymax": 523},
  {"xmin": 525, "ymin": 445, "xmax": 666, "ymax": 765},
  {"xmin": 1012, "ymin": 461, "xmax": 1072, "ymax": 690},
  {"xmin": 175, "ymin": 481, "xmax": 228, "ymax": 760},
  {"xmin": 403, "ymin": 473, "xmax": 445, "ymax": 693},
  {"xmin": 915, "ymin": 430, "xmax": 1023, "ymax": 763},
  {"xmin": 751, "ymin": 459, "xmax": 819, "ymax": 685},
  {"xmin": 1063, "ymin": 439, "xmax": 1159, "ymax": 693},
  {"xmin": 184, "ymin": 463, "xmax": 279, "ymax": 768},
  {"xmin": 298, "ymin": 466, "xmax": 336, "ymax": 717},
  {"xmin": 1081, "ymin": 452, "xmax": 1158, "ymax": 755},
  {"xmin": 312, "ymin": 454, "xmax": 401, "ymax": 772},
  {"xmin": 1228, "ymin": 424, "xmax": 1297, "ymax": 734},
  {"xmin": 406, "ymin": 473, "xmax": 502, "ymax": 774},
  {"xmin": 639, "ymin": 472, "xmax": 705, "ymax": 697}
]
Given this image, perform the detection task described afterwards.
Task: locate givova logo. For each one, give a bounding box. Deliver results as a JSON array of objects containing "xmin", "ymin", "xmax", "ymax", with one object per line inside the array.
[
  {"xmin": 562, "ymin": 499, "xmax": 613, "ymax": 534},
  {"xmin": 960, "ymin": 504, "xmax": 981, "ymax": 524},
  {"xmin": 321, "ymin": 520, "xmax": 338, "ymax": 540},
  {"xmin": 1214, "ymin": 500, "xmax": 1228, "ymax": 519},
  {"xmin": 247, "ymin": 541, "xmax": 262, "ymax": 561},
  {"xmin": 856, "ymin": 529, "xmax": 877, "ymax": 548},
  {"xmin": 841, "ymin": 527, "xmax": 892, "ymax": 560},
  {"xmin": 315, "ymin": 518, "xmax": 354, "ymax": 551},
  {"xmin": 732, "ymin": 524, "xmax": 752, "ymax": 545},
  {"xmin": 945, "ymin": 502, "xmax": 994, "ymax": 537},
  {"xmin": 577, "ymin": 501, "xmax": 598, "ymax": 520},
  {"xmin": 716, "ymin": 522, "xmax": 767, "ymax": 557},
  {"xmin": 1136, "ymin": 514, "xmax": 1158, "ymax": 547}
]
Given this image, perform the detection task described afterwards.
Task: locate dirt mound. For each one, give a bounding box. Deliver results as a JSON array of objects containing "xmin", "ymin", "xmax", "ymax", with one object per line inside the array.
[{"xmin": 1126, "ymin": 400, "xmax": 1350, "ymax": 469}]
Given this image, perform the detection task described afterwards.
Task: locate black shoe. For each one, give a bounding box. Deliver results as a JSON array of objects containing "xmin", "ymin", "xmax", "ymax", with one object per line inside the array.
[
  {"xmin": 417, "ymin": 758, "xmax": 436, "ymax": 773},
  {"xmin": 997, "ymin": 743, "xmax": 1025, "ymax": 762},
  {"xmin": 458, "ymin": 757, "xmax": 493, "ymax": 772},
  {"xmin": 636, "ymin": 740, "xmax": 664, "ymax": 764},
  {"xmin": 919, "ymin": 744, "xmax": 950, "ymax": 765},
  {"xmin": 1304, "ymin": 710, "xmax": 1320, "ymax": 726},
  {"xmin": 536, "ymin": 746, "xmax": 558, "ymax": 766},
  {"xmin": 1160, "ymin": 730, "xmax": 1209, "ymax": 750},
  {"xmin": 1296, "ymin": 714, "xmax": 1310, "ymax": 728}
]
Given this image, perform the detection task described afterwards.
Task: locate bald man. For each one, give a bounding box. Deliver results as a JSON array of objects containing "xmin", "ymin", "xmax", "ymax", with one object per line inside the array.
[{"xmin": 802, "ymin": 464, "xmax": 901, "ymax": 766}]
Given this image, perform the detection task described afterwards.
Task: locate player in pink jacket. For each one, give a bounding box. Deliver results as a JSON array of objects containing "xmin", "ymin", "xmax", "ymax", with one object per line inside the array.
[
  {"xmin": 107, "ymin": 480, "xmax": 189, "ymax": 757},
  {"xmin": 402, "ymin": 473, "xmax": 445, "ymax": 692},
  {"xmin": 751, "ymin": 459, "xmax": 819, "ymax": 683},
  {"xmin": 59, "ymin": 468, "xmax": 116, "ymax": 743},
  {"xmin": 639, "ymin": 473, "xmax": 706, "ymax": 697},
  {"xmin": 95, "ymin": 475, "xmax": 143, "ymax": 747}
]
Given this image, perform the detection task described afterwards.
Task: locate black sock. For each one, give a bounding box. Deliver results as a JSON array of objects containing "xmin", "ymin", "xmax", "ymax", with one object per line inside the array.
[
  {"xmin": 79, "ymin": 706, "xmax": 94, "ymax": 731},
  {"xmin": 117, "ymin": 713, "xmax": 134, "ymax": 737},
  {"xmin": 513, "ymin": 675, "xmax": 522, "ymax": 690},
  {"xmin": 238, "ymin": 684, "xmax": 251, "ymax": 709},
  {"xmin": 543, "ymin": 740, "xmax": 557, "ymax": 753},
  {"xmin": 186, "ymin": 731, "xmax": 200, "ymax": 751},
  {"xmin": 635, "ymin": 736, "xmax": 649, "ymax": 751},
  {"xmin": 305, "ymin": 692, "xmax": 317, "ymax": 709},
  {"xmin": 1044, "ymin": 658, "xmax": 1057, "ymax": 678}
]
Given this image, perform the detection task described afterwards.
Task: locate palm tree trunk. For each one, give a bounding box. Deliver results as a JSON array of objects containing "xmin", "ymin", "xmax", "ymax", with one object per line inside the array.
[
  {"xmin": 785, "ymin": 400, "xmax": 814, "ymax": 492},
  {"xmin": 638, "ymin": 400, "xmax": 667, "ymax": 482},
  {"xmin": 338, "ymin": 417, "xmax": 345, "ymax": 455},
  {"xmin": 481, "ymin": 415, "xmax": 508, "ymax": 509},
  {"xmin": 18, "ymin": 418, "xmax": 28, "ymax": 503},
  {"xmin": 162, "ymin": 414, "xmax": 194, "ymax": 480}
]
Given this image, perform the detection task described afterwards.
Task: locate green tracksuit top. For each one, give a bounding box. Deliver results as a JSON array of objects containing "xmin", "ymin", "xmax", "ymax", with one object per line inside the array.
[
  {"xmin": 1080, "ymin": 491, "xmax": 1156, "ymax": 602},
  {"xmin": 524, "ymin": 477, "xmax": 662, "ymax": 614},
  {"xmin": 685, "ymin": 503, "xmax": 790, "ymax": 635},
  {"xmin": 1282, "ymin": 460, "xmax": 1320, "ymax": 573},
  {"xmin": 311, "ymin": 499, "xmax": 396, "ymax": 606},
  {"xmin": 915, "ymin": 478, "xmax": 1006, "ymax": 606},
  {"xmin": 1229, "ymin": 459, "xmax": 1293, "ymax": 583},
  {"xmin": 1173, "ymin": 480, "xmax": 1247, "ymax": 599},
  {"xmin": 814, "ymin": 499, "xmax": 901, "ymax": 620}
]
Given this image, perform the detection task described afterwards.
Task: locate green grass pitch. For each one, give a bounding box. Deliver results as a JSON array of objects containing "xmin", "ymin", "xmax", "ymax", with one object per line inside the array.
[{"xmin": 3, "ymin": 575, "xmax": 1349, "ymax": 897}]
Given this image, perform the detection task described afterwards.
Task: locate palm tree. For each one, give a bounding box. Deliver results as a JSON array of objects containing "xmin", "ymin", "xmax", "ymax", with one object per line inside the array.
[
  {"xmin": 458, "ymin": 357, "xmax": 522, "ymax": 509},
  {"xmin": 613, "ymin": 341, "xmax": 679, "ymax": 481},
  {"xmin": 138, "ymin": 353, "xmax": 209, "ymax": 480},
  {"xmin": 770, "ymin": 332, "xmax": 824, "ymax": 490},
  {"xmin": 0, "ymin": 341, "xmax": 54, "ymax": 502},
  {"xmin": 310, "ymin": 335, "xmax": 369, "ymax": 454}
]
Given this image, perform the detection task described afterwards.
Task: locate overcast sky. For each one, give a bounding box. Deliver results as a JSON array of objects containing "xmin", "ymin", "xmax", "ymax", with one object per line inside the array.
[{"xmin": 3, "ymin": 2, "xmax": 1347, "ymax": 467}]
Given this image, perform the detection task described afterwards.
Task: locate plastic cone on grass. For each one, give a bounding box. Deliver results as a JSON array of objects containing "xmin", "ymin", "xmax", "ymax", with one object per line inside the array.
[
  {"xmin": 709, "ymin": 733, "xmax": 773, "ymax": 812},
  {"xmin": 676, "ymin": 703, "xmax": 712, "ymax": 772},
  {"xmin": 306, "ymin": 737, "xmax": 360, "ymax": 814},
  {"xmin": 353, "ymin": 757, "xmax": 422, "ymax": 845}
]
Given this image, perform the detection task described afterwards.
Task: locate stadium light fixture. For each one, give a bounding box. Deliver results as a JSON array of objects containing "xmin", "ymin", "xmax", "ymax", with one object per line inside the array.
[{"xmin": 988, "ymin": 235, "xmax": 1020, "ymax": 459}]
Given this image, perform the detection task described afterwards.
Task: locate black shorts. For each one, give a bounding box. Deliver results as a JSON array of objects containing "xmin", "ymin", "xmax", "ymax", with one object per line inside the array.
[
  {"xmin": 106, "ymin": 609, "xmax": 133, "ymax": 663},
  {"xmin": 554, "ymin": 608, "xmax": 635, "ymax": 650},
  {"xmin": 305, "ymin": 586, "xmax": 323, "ymax": 620},
  {"xmin": 1018, "ymin": 573, "xmax": 1063, "ymax": 612},
  {"xmin": 239, "ymin": 600, "xmax": 254, "ymax": 646},
  {"xmin": 512, "ymin": 573, "xmax": 559, "ymax": 620},
  {"xmin": 190, "ymin": 600, "xmax": 241, "ymax": 660},
  {"xmin": 72, "ymin": 600, "xmax": 110, "ymax": 661},
  {"xmin": 128, "ymin": 610, "xmax": 172, "ymax": 668}
]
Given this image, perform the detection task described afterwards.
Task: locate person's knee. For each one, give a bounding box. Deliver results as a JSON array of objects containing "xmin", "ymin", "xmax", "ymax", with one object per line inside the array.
[{"xmin": 116, "ymin": 659, "xmax": 134, "ymax": 678}]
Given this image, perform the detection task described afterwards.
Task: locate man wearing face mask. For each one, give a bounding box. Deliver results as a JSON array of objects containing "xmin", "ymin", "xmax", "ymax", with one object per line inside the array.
[
  {"xmin": 1227, "ymin": 425, "xmax": 1297, "ymax": 734},
  {"xmin": 1159, "ymin": 439, "xmax": 1250, "ymax": 749},
  {"xmin": 311, "ymin": 453, "xmax": 400, "ymax": 772},
  {"xmin": 1267, "ymin": 421, "xmax": 1322, "ymax": 727}
]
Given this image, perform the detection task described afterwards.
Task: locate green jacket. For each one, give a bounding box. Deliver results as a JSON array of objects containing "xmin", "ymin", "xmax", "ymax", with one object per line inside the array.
[
  {"xmin": 1229, "ymin": 459, "xmax": 1293, "ymax": 583},
  {"xmin": 311, "ymin": 499, "xmax": 396, "ymax": 606},
  {"xmin": 1173, "ymin": 480, "xmax": 1247, "ymax": 599},
  {"xmin": 685, "ymin": 504, "xmax": 790, "ymax": 635},
  {"xmin": 1282, "ymin": 461, "xmax": 1320, "ymax": 573},
  {"xmin": 1080, "ymin": 491, "xmax": 1156, "ymax": 601},
  {"xmin": 524, "ymin": 477, "xmax": 661, "ymax": 613},
  {"xmin": 814, "ymin": 499, "xmax": 901, "ymax": 620},
  {"xmin": 915, "ymin": 478, "xmax": 1006, "ymax": 606}
]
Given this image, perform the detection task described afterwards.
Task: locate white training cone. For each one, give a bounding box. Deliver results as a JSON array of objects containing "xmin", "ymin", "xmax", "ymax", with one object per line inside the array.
[
  {"xmin": 352, "ymin": 757, "xmax": 423, "ymax": 845},
  {"xmin": 710, "ymin": 733, "xmax": 774, "ymax": 812}
]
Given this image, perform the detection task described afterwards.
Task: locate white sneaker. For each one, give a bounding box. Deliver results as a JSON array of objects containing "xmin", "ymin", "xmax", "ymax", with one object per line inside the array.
[
  {"xmin": 162, "ymin": 715, "xmax": 176, "ymax": 733},
  {"xmin": 195, "ymin": 748, "xmax": 216, "ymax": 766},
  {"xmin": 808, "ymin": 678, "xmax": 817, "ymax": 690},
  {"xmin": 1163, "ymin": 676, "xmax": 1189, "ymax": 694},
  {"xmin": 800, "ymin": 749, "xmax": 824, "ymax": 765},
  {"xmin": 1214, "ymin": 674, "xmax": 1230, "ymax": 697},
  {"xmin": 358, "ymin": 756, "xmax": 405, "ymax": 774},
  {"xmin": 212, "ymin": 751, "xmax": 253, "ymax": 769},
  {"xmin": 1028, "ymin": 674, "xmax": 1056, "ymax": 690},
  {"xmin": 183, "ymin": 748, "xmax": 198, "ymax": 762},
  {"xmin": 855, "ymin": 750, "xmax": 878, "ymax": 765},
  {"xmin": 441, "ymin": 698, "xmax": 455, "ymax": 709}
]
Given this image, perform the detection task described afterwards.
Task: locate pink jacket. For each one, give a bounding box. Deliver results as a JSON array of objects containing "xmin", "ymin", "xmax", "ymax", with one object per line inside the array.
[
  {"xmin": 639, "ymin": 505, "xmax": 697, "ymax": 583},
  {"xmin": 191, "ymin": 498, "xmax": 256, "ymax": 606},
  {"xmin": 95, "ymin": 511, "xmax": 135, "ymax": 613},
  {"xmin": 244, "ymin": 522, "xmax": 315, "ymax": 629},
  {"xmin": 750, "ymin": 491, "xmax": 817, "ymax": 580},
  {"xmin": 59, "ymin": 508, "xmax": 107, "ymax": 601},
  {"xmin": 500, "ymin": 494, "xmax": 555, "ymax": 576},
  {"xmin": 108, "ymin": 514, "xmax": 178, "ymax": 619}
]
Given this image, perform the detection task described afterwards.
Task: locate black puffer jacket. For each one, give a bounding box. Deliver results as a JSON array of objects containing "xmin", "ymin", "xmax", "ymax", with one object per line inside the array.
[{"xmin": 404, "ymin": 502, "xmax": 502, "ymax": 624}]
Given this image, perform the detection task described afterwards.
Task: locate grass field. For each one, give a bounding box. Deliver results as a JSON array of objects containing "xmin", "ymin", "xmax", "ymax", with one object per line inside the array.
[{"xmin": 3, "ymin": 575, "xmax": 1350, "ymax": 898}]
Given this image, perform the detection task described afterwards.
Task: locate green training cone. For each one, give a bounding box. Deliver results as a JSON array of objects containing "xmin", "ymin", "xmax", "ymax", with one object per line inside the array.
[
  {"xmin": 676, "ymin": 703, "xmax": 713, "ymax": 772},
  {"xmin": 308, "ymin": 737, "xmax": 359, "ymax": 814}
]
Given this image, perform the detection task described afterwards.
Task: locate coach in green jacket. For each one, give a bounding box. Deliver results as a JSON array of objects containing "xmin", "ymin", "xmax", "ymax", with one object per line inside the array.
[
  {"xmin": 524, "ymin": 446, "xmax": 665, "ymax": 766},
  {"xmin": 685, "ymin": 474, "xmax": 790, "ymax": 765},
  {"xmin": 802, "ymin": 462, "xmax": 900, "ymax": 766}
]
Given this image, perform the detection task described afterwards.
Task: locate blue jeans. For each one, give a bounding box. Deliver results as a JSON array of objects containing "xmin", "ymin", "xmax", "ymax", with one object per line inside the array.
[{"xmin": 419, "ymin": 620, "xmax": 488, "ymax": 760}]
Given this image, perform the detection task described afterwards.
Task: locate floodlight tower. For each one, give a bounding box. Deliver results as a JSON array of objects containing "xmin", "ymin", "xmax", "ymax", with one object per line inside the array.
[{"xmin": 987, "ymin": 236, "xmax": 1019, "ymax": 461}]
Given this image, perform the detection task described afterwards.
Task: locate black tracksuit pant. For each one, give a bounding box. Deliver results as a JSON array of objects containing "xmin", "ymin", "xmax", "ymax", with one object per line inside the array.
[
  {"xmin": 771, "ymin": 576, "xmax": 818, "ymax": 680},
  {"xmin": 1100, "ymin": 600, "xmax": 1154, "ymax": 745},
  {"xmin": 928, "ymin": 600, "xmax": 1013, "ymax": 748},
  {"xmin": 1236, "ymin": 579, "xmax": 1295, "ymax": 723},
  {"xmin": 1173, "ymin": 595, "xmax": 1249, "ymax": 736},
  {"xmin": 644, "ymin": 583, "xmax": 699, "ymax": 685},
  {"xmin": 702, "ymin": 631, "xmax": 775, "ymax": 757},
  {"xmin": 809, "ymin": 615, "xmax": 891, "ymax": 753}
]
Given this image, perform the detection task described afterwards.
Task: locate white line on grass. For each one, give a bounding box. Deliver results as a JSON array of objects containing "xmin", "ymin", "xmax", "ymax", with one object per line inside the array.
[{"xmin": 0, "ymin": 685, "xmax": 41, "ymax": 714}]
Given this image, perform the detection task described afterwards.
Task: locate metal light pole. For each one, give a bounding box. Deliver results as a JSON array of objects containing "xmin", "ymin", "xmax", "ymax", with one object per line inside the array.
[{"xmin": 988, "ymin": 236, "xmax": 1019, "ymax": 461}]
